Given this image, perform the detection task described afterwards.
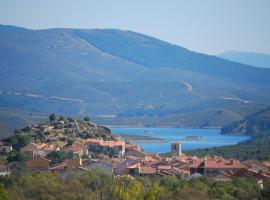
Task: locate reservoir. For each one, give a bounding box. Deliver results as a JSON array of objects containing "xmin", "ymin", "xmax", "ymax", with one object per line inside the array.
[{"xmin": 111, "ymin": 127, "xmax": 250, "ymax": 153}]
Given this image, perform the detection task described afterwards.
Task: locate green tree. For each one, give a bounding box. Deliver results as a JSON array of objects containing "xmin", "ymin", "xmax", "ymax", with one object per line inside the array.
[
  {"xmin": 59, "ymin": 115, "xmax": 65, "ymax": 121},
  {"xmin": 49, "ymin": 113, "xmax": 56, "ymax": 122},
  {"xmin": 7, "ymin": 152, "xmax": 29, "ymax": 163},
  {"xmin": 5, "ymin": 133, "xmax": 30, "ymax": 151},
  {"xmin": 67, "ymin": 117, "xmax": 74, "ymax": 122},
  {"xmin": 84, "ymin": 117, "xmax": 90, "ymax": 122},
  {"xmin": 0, "ymin": 183, "xmax": 9, "ymax": 200},
  {"xmin": 261, "ymin": 180, "xmax": 270, "ymax": 199},
  {"xmin": 46, "ymin": 150, "xmax": 74, "ymax": 164},
  {"xmin": 160, "ymin": 176, "xmax": 179, "ymax": 191},
  {"xmin": 67, "ymin": 139, "xmax": 74, "ymax": 146},
  {"xmin": 145, "ymin": 182, "xmax": 166, "ymax": 200}
]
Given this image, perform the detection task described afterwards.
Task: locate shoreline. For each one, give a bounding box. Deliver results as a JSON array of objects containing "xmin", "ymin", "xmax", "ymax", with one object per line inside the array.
[{"xmin": 107, "ymin": 125, "xmax": 222, "ymax": 129}]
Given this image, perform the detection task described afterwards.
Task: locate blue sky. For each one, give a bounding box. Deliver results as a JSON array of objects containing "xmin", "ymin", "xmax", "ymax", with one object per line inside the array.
[{"xmin": 0, "ymin": 0, "xmax": 270, "ymax": 55}]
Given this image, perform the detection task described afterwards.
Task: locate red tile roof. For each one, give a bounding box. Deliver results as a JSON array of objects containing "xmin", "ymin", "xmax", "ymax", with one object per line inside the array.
[
  {"xmin": 85, "ymin": 138, "xmax": 124, "ymax": 147},
  {"xmin": 191, "ymin": 157, "xmax": 246, "ymax": 169}
]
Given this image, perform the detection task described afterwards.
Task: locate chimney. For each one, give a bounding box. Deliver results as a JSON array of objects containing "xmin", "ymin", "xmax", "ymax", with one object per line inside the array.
[{"xmin": 230, "ymin": 159, "xmax": 234, "ymax": 165}]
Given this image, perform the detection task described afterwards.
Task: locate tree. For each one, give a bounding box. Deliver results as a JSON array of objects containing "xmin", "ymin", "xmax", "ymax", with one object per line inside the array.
[
  {"xmin": 47, "ymin": 151, "xmax": 73, "ymax": 164},
  {"xmin": 59, "ymin": 115, "xmax": 65, "ymax": 121},
  {"xmin": 5, "ymin": 133, "xmax": 30, "ymax": 151},
  {"xmin": 160, "ymin": 176, "xmax": 179, "ymax": 191},
  {"xmin": 67, "ymin": 117, "xmax": 75, "ymax": 122},
  {"xmin": 84, "ymin": 117, "xmax": 90, "ymax": 122},
  {"xmin": 49, "ymin": 113, "xmax": 56, "ymax": 122},
  {"xmin": 7, "ymin": 152, "xmax": 29, "ymax": 163},
  {"xmin": 0, "ymin": 183, "xmax": 9, "ymax": 200},
  {"xmin": 262, "ymin": 180, "xmax": 270, "ymax": 199},
  {"xmin": 67, "ymin": 139, "xmax": 74, "ymax": 146}
]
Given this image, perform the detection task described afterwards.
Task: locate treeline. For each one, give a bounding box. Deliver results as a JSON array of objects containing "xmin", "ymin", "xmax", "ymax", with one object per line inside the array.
[
  {"xmin": 187, "ymin": 132, "xmax": 270, "ymax": 161},
  {"xmin": 0, "ymin": 169, "xmax": 270, "ymax": 200}
]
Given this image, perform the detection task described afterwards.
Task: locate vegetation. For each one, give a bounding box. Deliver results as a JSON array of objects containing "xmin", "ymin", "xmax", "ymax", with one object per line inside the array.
[
  {"xmin": 4, "ymin": 133, "xmax": 30, "ymax": 151},
  {"xmin": 49, "ymin": 113, "xmax": 57, "ymax": 122},
  {"xmin": 188, "ymin": 132, "xmax": 270, "ymax": 161},
  {"xmin": 221, "ymin": 107, "xmax": 270, "ymax": 135},
  {"xmin": 47, "ymin": 151, "xmax": 73, "ymax": 164},
  {"xmin": 0, "ymin": 170, "xmax": 269, "ymax": 200}
]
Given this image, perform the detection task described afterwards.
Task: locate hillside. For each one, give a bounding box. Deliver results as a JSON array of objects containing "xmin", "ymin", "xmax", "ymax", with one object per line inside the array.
[
  {"xmin": 218, "ymin": 51, "xmax": 270, "ymax": 68},
  {"xmin": 187, "ymin": 132, "xmax": 270, "ymax": 161},
  {"xmin": 221, "ymin": 107, "xmax": 270, "ymax": 135},
  {"xmin": 1, "ymin": 25, "xmax": 270, "ymax": 134}
]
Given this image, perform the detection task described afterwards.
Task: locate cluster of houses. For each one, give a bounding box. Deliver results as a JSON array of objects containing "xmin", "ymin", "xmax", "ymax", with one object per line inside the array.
[{"xmin": 1, "ymin": 135, "xmax": 270, "ymax": 188}]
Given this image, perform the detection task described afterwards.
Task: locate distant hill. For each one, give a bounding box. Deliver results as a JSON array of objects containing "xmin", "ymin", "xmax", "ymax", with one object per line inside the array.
[
  {"xmin": 221, "ymin": 107, "xmax": 270, "ymax": 135},
  {"xmin": 1, "ymin": 25, "xmax": 270, "ymax": 134},
  {"xmin": 187, "ymin": 132, "xmax": 270, "ymax": 161},
  {"xmin": 218, "ymin": 51, "xmax": 270, "ymax": 68}
]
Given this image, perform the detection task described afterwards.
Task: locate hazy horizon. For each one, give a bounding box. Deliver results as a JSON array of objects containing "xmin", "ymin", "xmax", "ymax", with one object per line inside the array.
[{"xmin": 0, "ymin": 0, "xmax": 270, "ymax": 55}]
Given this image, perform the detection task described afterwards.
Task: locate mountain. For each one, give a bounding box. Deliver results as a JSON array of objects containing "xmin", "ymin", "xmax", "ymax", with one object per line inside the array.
[
  {"xmin": 221, "ymin": 107, "xmax": 270, "ymax": 135},
  {"xmin": 1, "ymin": 25, "xmax": 270, "ymax": 135},
  {"xmin": 218, "ymin": 51, "xmax": 270, "ymax": 68}
]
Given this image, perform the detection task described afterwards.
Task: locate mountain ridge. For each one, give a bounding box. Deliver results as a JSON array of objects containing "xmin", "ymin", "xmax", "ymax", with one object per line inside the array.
[
  {"xmin": 0, "ymin": 24, "xmax": 270, "ymax": 134},
  {"xmin": 218, "ymin": 51, "xmax": 270, "ymax": 69}
]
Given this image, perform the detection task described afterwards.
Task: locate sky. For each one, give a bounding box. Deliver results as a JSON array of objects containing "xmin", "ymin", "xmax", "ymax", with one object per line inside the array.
[{"xmin": 0, "ymin": 0, "xmax": 270, "ymax": 55}]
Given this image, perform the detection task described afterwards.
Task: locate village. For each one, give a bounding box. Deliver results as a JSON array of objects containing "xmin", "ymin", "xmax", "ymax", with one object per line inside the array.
[{"xmin": 0, "ymin": 115, "xmax": 270, "ymax": 189}]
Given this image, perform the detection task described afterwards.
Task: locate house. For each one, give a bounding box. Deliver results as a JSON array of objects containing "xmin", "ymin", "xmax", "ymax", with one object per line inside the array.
[
  {"xmin": 85, "ymin": 138, "xmax": 125, "ymax": 157},
  {"xmin": 49, "ymin": 162, "xmax": 67, "ymax": 173},
  {"xmin": 262, "ymin": 161, "xmax": 270, "ymax": 168},
  {"xmin": 126, "ymin": 162, "xmax": 156, "ymax": 176},
  {"xmin": 126, "ymin": 162, "xmax": 140, "ymax": 175},
  {"xmin": 154, "ymin": 161, "xmax": 172, "ymax": 170},
  {"xmin": 242, "ymin": 160, "xmax": 268, "ymax": 173},
  {"xmin": 0, "ymin": 145, "xmax": 13, "ymax": 153},
  {"xmin": 115, "ymin": 158, "xmax": 138, "ymax": 175},
  {"xmin": 26, "ymin": 156, "xmax": 50, "ymax": 171},
  {"xmin": 36, "ymin": 143, "xmax": 58, "ymax": 156},
  {"xmin": 139, "ymin": 166, "xmax": 156, "ymax": 175},
  {"xmin": 231, "ymin": 168, "xmax": 270, "ymax": 188},
  {"xmin": 66, "ymin": 158, "xmax": 82, "ymax": 170},
  {"xmin": 65, "ymin": 144, "xmax": 84, "ymax": 157},
  {"xmin": 158, "ymin": 168, "xmax": 183, "ymax": 177},
  {"xmin": 20, "ymin": 143, "xmax": 39, "ymax": 158},
  {"xmin": 190, "ymin": 156, "xmax": 246, "ymax": 176},
  {"xmin": 21, "ymin": 143, "xmax": 57, "ymax": 158},
  {"xmin": 74, "ymin": 143, "xmax": 89, "ymax": 156},
  {"xmin": 0, "ymin": 164, "xmax": 10, "ymax": 176},
  {"xmin": 86, "ymin": 160, "xmax": 114, "ymax": 175}
]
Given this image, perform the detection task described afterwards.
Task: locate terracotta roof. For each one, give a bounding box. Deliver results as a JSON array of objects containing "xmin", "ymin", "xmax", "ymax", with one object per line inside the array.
[
  {"xmin": 28, "ymin": 155, "xmax": 50, "ymax": 162},
  {"xmin": 49, "ymin": 162, "xmax": 67, "ymax": 170},
  {"xmin": 84, "ymin": 138, "xmax": 124, "ymax": 147},
  {"xmin": 126, "ymin": 162, "xmax": 140, "ymax": 169},
  {"xmin": 67, "ymin": 144, "xmax": 82, "ymax": 152},
  {"xmin": 21, "ymin": 143, "xmax": 57, "ymax": 152},
  {"xmin": 100, "ymin": 141, "xmax": 124, "ymax": 148},
  {"xmin": 37, "ymin": 143, "xmax": 57, "ymax": 151},
  {"xmin": 140, "ymin": 166, "xmax": 156, "ymax": 174},
  {"xmin": 191, "ymin": 157, "xmax": 246, "ymax": 169},
  {"xmin": 21, "ymin": 143, "xmax": 38, "ymax": 152},
  {"xmin": 263, "ymin": 161, "xmax": 270, "ymax": 167},
  {"xmin": 84, "ymin": 138, "xmax": 102, "ymax": 143}
]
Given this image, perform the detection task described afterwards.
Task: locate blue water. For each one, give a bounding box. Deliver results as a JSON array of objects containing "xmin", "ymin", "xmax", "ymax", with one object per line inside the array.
[{"xmin": 111, "ymin": 128, "xmax": 250, "ymax": 153}]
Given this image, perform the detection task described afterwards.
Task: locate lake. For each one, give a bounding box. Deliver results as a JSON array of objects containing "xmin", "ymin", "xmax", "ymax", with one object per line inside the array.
[{"xmin": 111, "ymin": 127, "xmax": 250, "ymax": 153}]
